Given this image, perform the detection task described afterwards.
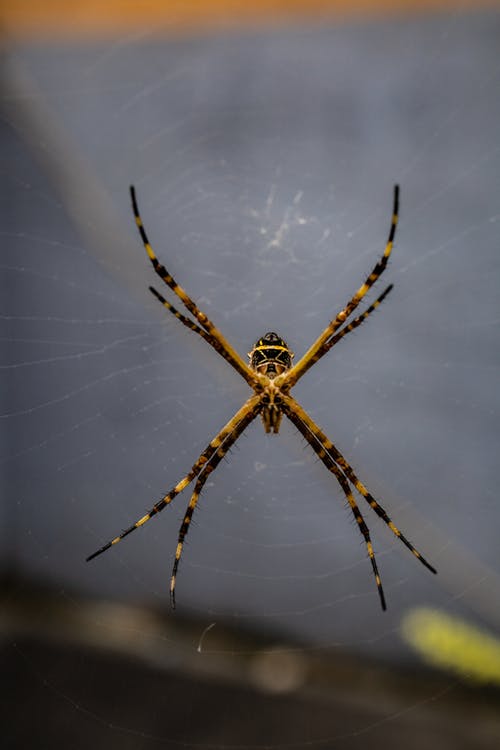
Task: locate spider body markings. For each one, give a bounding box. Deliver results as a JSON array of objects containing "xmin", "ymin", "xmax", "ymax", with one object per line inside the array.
[
  {"xmin": 87, "ymin": 184, "xmax": 437, "ymax": 610},
  {"xmin": 248, "ymin": 332, "xmax": 293, "ymax": 433}
]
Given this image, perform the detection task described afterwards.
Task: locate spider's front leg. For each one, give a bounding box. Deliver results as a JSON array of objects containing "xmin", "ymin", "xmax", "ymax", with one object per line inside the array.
[
  {"xmin": 282, "ymin": 402, "xmax": 387, "ymax": 609},
  {"xmin": 86, "ymin": 395, "xmax": 262, "ymax": 564},
  {"xmin": 280, "ymin": 394, "xmax": 436, "ymax": 610},
  {"xmin": 169, "ymin": 401, "xmax": 261, "ymax": 608}
]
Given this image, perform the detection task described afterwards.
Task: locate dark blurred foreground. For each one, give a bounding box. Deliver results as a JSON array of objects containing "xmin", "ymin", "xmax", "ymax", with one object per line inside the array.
[{"xmin": 2, "ymin": 576, "xmax": 499, "ymax": 750}]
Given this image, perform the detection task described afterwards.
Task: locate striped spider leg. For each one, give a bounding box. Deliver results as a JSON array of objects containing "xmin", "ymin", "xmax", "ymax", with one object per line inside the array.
[
  {"xmin": 87, "ymin": 395, "xmax": 261, "ymax": 568},
  {"xmin": 169, "ymin": 401, "xmax": 261, "ymax": 608},
  {"xmin": 88, "ymin": 187, "xmax": 266, "ymax": 601},
  {"xmin": 275, "ymin": 185, "xmax": 399, "ymax": 392},
  {"xmin": 281, "ymin": 394, "xmax": 436, "ymax": 610},
  {"xmin": 130, "ymin": 186, "xmax": 261, "ymax": 390},
  {"xmin": 88, "ymin": 184, "xmax": 436, "ymax": 610}
]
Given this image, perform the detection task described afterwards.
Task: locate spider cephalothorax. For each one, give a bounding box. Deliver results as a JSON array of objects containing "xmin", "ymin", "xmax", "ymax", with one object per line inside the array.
[{"xmin": 88, "ymin": 184, "xmax": 437, "ymax": 611}]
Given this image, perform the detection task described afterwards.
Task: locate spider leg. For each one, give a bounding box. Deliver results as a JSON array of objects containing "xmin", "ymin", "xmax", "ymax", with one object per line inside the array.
[
  {"xmin": 130, "ymin": 186, "xmax": 259, "ymax": 388},
  {"xmin": 86, "ymin": 395, "xmax": 262, "ymax": 563},
  {"xmin": 170, "ymin": 406, "xmax": 258, "ymax": 608},
  {"xmin": 283, "ymin": 403, "xmax": 386, "ymax": 610},
  {"xmin": 319, "ymin": 283, "xmax": 393, "ymax": 355},
  {"xmin": 149, "ymin": 286, "xmax": 253, "ymax": 375},
  {"xmin": 277, "ymin": 185, "xmax": 398, "ymax": 390},
  {"xmin": 282, "ymin": 394, "xmax": 436, "ymax": 571},
  {"xmin": 149, "ymin": 286, "xmax": 209, "ymax": 339}
]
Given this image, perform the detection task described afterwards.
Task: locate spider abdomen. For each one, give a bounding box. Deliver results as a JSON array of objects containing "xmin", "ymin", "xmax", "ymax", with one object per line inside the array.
[{"xmin": 248, "ymin": 331, "xmax": 294, "ymax": 379}]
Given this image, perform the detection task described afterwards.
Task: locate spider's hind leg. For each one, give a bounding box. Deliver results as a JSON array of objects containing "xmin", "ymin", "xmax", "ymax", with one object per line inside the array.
[
  {"xmin": 279, "ymin": 185, "xmax": 399, "ymax": 389},
  {"xmin": 130, "ymin": 185, "xmax": 258, "ymax": 388}
]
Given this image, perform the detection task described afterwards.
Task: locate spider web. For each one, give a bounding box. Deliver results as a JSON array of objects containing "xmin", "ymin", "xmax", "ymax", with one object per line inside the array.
[{"xmin": 2, "ymin": 6, "xmax": 500, "ymax": 749}]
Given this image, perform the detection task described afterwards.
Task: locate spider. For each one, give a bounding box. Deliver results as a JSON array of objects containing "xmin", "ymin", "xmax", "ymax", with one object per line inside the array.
[{"xmin": 87, "ymin": 184, "xmax": 437, "ymax": 610}]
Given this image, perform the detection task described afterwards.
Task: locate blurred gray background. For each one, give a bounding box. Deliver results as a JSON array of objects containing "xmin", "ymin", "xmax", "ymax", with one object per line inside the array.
[{"xmin": 2, "ymin": 5, "xmax": 500, "ymax": 749}]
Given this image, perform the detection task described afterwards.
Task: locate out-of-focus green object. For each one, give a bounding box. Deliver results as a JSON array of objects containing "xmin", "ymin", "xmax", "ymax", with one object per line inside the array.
[{"xmin": 402, "ymin": 607, "xmax": 500, "ymax": 685}]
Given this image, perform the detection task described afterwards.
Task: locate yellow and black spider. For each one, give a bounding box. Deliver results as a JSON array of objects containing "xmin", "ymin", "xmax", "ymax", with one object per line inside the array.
[{"xmin": 87, "ymin": 184, "xmax": 437, "ymax": 610}]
